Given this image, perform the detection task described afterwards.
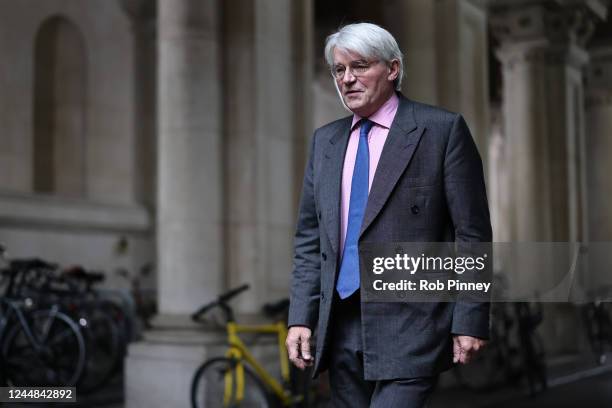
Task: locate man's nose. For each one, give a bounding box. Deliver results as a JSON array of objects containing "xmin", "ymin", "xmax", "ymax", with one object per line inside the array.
[{"xmin": 340, "ymin": 69, "xmax": 356, "ymax": 84}]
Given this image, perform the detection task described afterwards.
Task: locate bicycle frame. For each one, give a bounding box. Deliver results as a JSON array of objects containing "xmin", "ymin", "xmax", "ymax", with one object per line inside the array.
[
  {"xmin": 0, "ymin": 300, "xmax": 42, "ymax": 351},
  {"xmin": 223, "ymin": 320, "xmax": 295, "ymax": 406}
]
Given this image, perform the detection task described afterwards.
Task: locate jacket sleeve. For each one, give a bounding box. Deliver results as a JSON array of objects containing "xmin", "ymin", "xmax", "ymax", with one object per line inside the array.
[
  {"xmin": 444, "ymin": 114, "xmax": 493, "ymax": 339},
  {"xmin": 288, "ymin": 132, "xmax": 321, "ymax": 330}
]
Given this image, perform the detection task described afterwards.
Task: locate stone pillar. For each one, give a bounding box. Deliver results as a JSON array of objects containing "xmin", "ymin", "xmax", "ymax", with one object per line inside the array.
[
  {"xmin": 223, "ymin": 0, "xmax": 313, "ymax": 315},
  {"xmin": 292, "ymin": 0, "xmax": 315, "ymax": 205},
  {"xmin": 490, "ymin": 0, "xmax": 604, "ymax": 242},
  {"xmin": 435, "ymin": 0, "xmax": 490, "ymax": 166},
  {"xmin": 585, "ymin": 46, "xmax": 612, "ymax": 242},
  {"xmin": 120, "ymin": 0, "xmax": 157, "ymax": 208},
  {"xmin": 487, "ymin": 105, "xmax": 511, "ymax": 243},
  {"xmin": 383, "ymin": 0, "xmax": 438, "ymax": 105},
  {"xmin": 490, "ymin": 0, "xmax": 606, "ymax": 354},
  {"xmin": 384, "ymin": 0, "xmax": 489, "ymax": 170},
  {"xmin": 585, "ymin": 45, "xmax": 612, "ymax": 291},
  {"xmin": 125, "ymin": 1, "xmax": 223, "ymax": 406},
  {"xmin": 156, "ymin": 0, "xmax": 223, "ymax": 315}
]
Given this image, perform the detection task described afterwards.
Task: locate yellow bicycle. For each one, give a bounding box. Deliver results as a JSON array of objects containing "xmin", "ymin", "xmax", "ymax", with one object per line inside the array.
[{"xmin": 190, "ymin": 284, "xmax": 310, "ymax": 408}]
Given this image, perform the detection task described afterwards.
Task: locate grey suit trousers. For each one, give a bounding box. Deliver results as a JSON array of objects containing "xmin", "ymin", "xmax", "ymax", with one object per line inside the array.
[{"xmin": 329, "ymin": 291, "xmax": 439, "ymax": 407}]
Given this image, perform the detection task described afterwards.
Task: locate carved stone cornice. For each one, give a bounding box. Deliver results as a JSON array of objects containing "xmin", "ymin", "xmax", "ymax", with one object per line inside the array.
[
  {"xmin": 585, "ymin": 90, "xmax": 612, "ymax": 107},
  {"xmin": 585, "ymin": 45, "xmax": 612, "ymax": 107},
  {"xmin": 490, "ymin": 0, "xmax": 607, "ymax": 47},
  {"xmin": 496, "ymin": 41, "xmax": 589, "ymax": 70},
  {"xmin": 119, "ymin": 0, "xmax": 157, "ymax": 22},
  {"xmin": 586, "ymin": 45, "xmax": 612, "ymax": 89},
  {"xmin": 118, "ymin": 0, "xmax": 157, "ymax": 36}
]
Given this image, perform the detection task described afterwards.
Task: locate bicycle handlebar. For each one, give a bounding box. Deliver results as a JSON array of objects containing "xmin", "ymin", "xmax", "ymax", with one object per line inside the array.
[
  {"xmin": 191, "ymin": 284, "xmax": 250, "ymax": 323},
  {"xmin": 218, "ymin": 284, "xmax": 250, "ymax": 303},
  {"xmin": 10, "ymin": 258, "xmax": 58, "ymax": 271},
  {"xmin": 62, "ymin": 266, "xmax": 106, "ymax": 285}
]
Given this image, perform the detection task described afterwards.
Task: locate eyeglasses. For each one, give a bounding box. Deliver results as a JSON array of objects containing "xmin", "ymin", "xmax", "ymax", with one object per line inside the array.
[{"xmin": 331, "ymin": 60, "xmax": 380, "ymax": 80}]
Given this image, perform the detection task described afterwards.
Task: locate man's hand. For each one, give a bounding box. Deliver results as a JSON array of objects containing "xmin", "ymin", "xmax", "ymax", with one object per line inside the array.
[
  {"xmin": 286, "ymin": 326, "xmax": 313, "ymax": 370},
  {"xmin": 453, "ymin": 335, "xmax": 487, "ymax": 364}
]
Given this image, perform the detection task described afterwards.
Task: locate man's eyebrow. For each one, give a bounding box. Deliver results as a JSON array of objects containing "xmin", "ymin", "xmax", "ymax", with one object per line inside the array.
[{"xmin": 333, "ymin": 59, "xmax": 368, "ymax": 66}]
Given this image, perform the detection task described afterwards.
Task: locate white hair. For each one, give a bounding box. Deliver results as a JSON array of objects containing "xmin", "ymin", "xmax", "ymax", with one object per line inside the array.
[{"xmin": 324, "ymin": 22, "xmax": 404, "ymax": 90}]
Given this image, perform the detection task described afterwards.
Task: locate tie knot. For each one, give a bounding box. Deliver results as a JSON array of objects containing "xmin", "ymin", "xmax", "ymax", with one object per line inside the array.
[{"xmin": 359, "ymin": 119, "xmax": 374, "ymax": 138}]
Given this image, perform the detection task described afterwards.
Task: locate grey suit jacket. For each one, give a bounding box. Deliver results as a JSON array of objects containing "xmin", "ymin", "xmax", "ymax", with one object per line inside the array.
[{"xmin": 288, "ymin": 94, "xmax": 492, "ymax": 380}]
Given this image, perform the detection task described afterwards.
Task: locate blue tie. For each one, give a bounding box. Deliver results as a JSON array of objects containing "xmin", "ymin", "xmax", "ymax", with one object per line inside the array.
[{"xmin": 336, "ymin": 119, "xmax": 374, "ymax": 299}]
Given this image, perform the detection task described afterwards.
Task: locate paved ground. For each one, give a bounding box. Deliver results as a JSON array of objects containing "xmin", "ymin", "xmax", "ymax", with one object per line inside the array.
[
  {"xmin": 430, "ymin": 366, "xmax": 612, "ymax": 408},
  {"xmin": 492, "ymin": 372, "xmax": 612, "ymax": 408},
  {"xmin": 83, "ymin": 362, "xmax": 612, "ymax": 408},
  {"xmin": 5, "ymin": 355, "xmax": 612, "ymax": 407}
]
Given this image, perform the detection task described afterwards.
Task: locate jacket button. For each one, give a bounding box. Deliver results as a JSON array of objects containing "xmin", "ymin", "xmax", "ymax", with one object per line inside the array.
[
  {"xmin": 318, "ymin": 212, "xmax": 321, "ymax": 220},
  {"xmin": 411, "ymin": 205, "xmax": 420, "ymax": 215},
  {"xmin": 322, "ymin": 252, "xmax": 327, "ymax": 261},
  {"xmin": 321, "ymin": 292, "xmax": 325, "ymax": 300}
]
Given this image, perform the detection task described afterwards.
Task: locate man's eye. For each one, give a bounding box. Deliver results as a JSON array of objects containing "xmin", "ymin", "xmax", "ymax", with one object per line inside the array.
[
  {"xmin": 334, "ymin": 67, "xmax": 346, "ymax": 76},
  {"xmin": 353, "ymin": 64, "xmax": 368, "ymax": 72}
]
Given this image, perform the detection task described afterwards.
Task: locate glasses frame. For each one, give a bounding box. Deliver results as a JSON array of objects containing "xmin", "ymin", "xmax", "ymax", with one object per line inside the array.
[{"xmin": 330, "ymin": 59, "xmax": 381, "ymax": 80}]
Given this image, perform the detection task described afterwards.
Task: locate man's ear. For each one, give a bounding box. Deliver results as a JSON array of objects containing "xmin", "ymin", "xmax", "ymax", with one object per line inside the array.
[{"xmin": 387, "ymin": 59, "xmax": 400, "ymax": 82}]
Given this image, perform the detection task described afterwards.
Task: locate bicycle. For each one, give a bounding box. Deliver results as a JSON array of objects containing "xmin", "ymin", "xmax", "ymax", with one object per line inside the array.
[
  {"xmin": 190, "ymin": 284, "xmax": 312, "ymax": 408},
  {"xmin": 0, "ymin": 248, "xmax": 86, "ymax": 387},
  {"xmin": 115, "ymin": 263, "xmax": 157, "ymax": 336},
  {"xmin": 46, "ymin": 265, "xmax": 126, "ymax": 393},
  {"xmin": 581, "ymin": 285, "xmax": 612, "ymax": 365}
]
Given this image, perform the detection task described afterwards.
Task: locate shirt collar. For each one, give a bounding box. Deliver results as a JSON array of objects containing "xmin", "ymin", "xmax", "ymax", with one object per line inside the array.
[{"xmin": 350, "ymin": 92, "xmax": 400, "ymax": 131}]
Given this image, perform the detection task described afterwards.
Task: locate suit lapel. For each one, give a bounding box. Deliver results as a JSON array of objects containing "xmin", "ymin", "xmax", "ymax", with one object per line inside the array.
[
  {"xmin": 360, "ymin": 97, "xmax": 426, "ymax": 237},
  {"xmin": 321, "ymin": 117, "xmax": 352, "ymax": 254}
]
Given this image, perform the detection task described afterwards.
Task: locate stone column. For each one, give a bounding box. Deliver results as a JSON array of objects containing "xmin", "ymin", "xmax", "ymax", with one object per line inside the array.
[
  {"xmin": 490, "ymin": 0, "xmax": 604, "ymax": 242},
  {"xmin": 435, "ymin": 0, "xmax": 490, "ymax": 166},
  {"xmin": 125, "ymin": 1, "xmax": 223, "ymax": 406},
  {"xmin": 586, "ymin": 46, "xmax": 612, "ymax": 242},
  {"xmin": 384, "ymin": 0, "xmax": 490, "ymax": 175},
  {"xmin": 490, "ymin": 0, "xmax": 606, "ymax": 353},
  {"xmin": 223, "ymin": 0, "xmax": 313, "ymax": 315},
  {"xmin": 585, "ymin": 45, "xmax": 612, "ymax": 291},
  {"xmin": 120, "ymin": 0, "xmax": 158, "ymax": 208},
  {"xmin": 487, "ymin": 105, "xmax": 511, "ymax": 243},
  {"xmin": 383, "ymin": 0, "xmax": 438, "ymax": 105},
  {"xmin": 156, "ymin": 0, "xmax": 223, "ymax": 316}
]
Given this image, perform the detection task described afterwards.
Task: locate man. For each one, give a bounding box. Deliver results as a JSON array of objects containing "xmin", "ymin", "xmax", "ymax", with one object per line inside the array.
[{"xmin": 286, "ymin": 23, "xmax": 491, "ymax": 407}]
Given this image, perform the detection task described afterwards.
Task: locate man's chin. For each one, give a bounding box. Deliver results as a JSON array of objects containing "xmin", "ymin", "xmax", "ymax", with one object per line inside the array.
[{"xmin": 344, "ymin": 101, "xmax": 364, "ymax": 113}]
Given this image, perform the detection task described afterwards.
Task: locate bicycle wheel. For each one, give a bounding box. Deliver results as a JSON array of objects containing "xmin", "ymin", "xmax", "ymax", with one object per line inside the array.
[
  {"xmin": 582, "ymin": 303, "xmax": 611, "ymax": 364},
  {"xmin": 1, "ymin": 309, "xmax": 86, "ymax": 386},
  {"xmin": 523, "ymin": 330, "xmax": 547, "ymax": 394},
  {"xmin": 77, "ymin": 306, "xmax": 123, "ymax": 393},
  {"xmin": 101, "ymin": 298, "xmax": 132, "ymax": 347},
  {"xmin": 191, "ymin": 357, "xmax": 273, "ymax": 408}
]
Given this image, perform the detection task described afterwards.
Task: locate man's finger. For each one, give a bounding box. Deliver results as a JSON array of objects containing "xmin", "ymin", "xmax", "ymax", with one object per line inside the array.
[
  {"xmin": 286, "ymin": 336, "xmax": 300, "ymax": 362},
  {"xmin": 300, "ymin": 335, "xmax": 312, "ymax": 361},
  {"xmin": 295, "ymin": 357, "xmax": 306, "ymax": 370},
  {"xmin": 286, "ymin": 339, "xmax": 297, "ymax": 359},
  {"xmin": 460, "ymin": 349, "xmax": 471, "ymax": 364},
  {"xmin": 453, "ymin": 337, "xmax": 461, "ymax": 363},
  {"xmin": 459, "ymin": 337, "xmax": 474, "ymax": 352}
]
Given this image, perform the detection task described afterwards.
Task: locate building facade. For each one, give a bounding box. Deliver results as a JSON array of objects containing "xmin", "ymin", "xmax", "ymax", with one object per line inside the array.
[{"xmin": 0, "ymin": 0, "xmax": 610, "ymax": 406}]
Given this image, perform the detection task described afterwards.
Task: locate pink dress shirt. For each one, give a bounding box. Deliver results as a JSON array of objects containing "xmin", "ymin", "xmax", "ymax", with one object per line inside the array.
[{"xmin": 340, "ymin": 93, "xmax": 399, "ymax": 257}]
